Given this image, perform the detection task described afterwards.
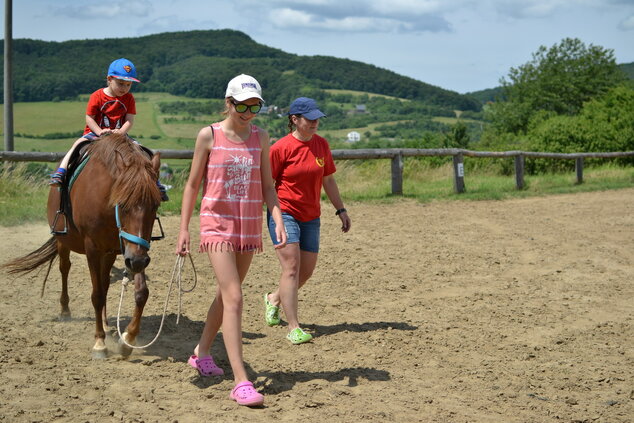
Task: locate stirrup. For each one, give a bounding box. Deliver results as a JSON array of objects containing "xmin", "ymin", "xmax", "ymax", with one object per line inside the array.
[{"xmin": 51, "ymin": 210, "xmax": 68, "ymax": 235}]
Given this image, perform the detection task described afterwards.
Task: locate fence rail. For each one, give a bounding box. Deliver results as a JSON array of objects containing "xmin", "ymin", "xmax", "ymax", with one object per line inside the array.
[{"xmin": 2, "ymin": 148, "xmax": 633, "ymax": 195}]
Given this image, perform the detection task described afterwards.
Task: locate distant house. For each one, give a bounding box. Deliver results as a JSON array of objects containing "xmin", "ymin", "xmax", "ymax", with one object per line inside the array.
[
  {"xmin": 347, "ymin": 104, "xmax": 367, "ymax": 115},
  {"xmin": 261, "ymin": 105, "xmax": 279, "ymax": 115},
  {"xmin": 346, "ymin": 131, "xmax": 361, "ymax": 143}
]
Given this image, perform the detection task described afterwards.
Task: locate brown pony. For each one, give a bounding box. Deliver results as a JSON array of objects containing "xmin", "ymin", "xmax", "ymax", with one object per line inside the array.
[{"xmin": 4, "ymin": 133, "xmax": 162, "ymax": 358}]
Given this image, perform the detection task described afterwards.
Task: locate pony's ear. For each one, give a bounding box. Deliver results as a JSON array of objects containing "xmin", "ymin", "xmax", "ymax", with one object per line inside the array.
[{"xmin": 151, "ymin": 152, "xmax": 161, "ymax": 175}]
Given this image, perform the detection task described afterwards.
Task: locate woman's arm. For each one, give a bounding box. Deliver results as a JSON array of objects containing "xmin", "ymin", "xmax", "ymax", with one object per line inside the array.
[
  {"xmin": 260, "ymin": 129, "xmax": 287, "ymax": 248},
  {"xmin": 323, "ymin": 174, "xmax": 351, "ymax": 233}
]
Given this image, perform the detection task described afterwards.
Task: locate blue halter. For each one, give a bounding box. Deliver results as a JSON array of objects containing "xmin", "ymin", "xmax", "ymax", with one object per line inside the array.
[{"xmin": 115, "ymin": 204, "xmax": 151, "ymax": 253}]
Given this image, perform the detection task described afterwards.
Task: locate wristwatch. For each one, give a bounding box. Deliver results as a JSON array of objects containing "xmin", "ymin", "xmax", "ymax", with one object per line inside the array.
[{"xmin": 335, "ymin": 208, "xmax": 347, "ymax": 216}]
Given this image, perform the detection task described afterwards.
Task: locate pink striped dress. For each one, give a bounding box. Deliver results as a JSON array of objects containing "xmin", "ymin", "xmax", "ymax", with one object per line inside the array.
[{"xmin": 199, "ymin": 123, "xmax": 263, "ymax": 252}]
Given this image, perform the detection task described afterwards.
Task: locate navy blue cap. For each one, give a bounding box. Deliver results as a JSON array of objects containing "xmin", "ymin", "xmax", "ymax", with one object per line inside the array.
[
  {"xmin": 107, "ymin": 58, "xmax": 140, "ymax": 82},
  {"xmin": 288, "ymin": 97, "xmax": 326, "ymax": 120}
]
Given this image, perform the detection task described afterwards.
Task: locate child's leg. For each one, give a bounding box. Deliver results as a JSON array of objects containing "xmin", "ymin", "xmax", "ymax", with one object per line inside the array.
[
  {"xmin": 195, "ymin": 285, "xmax": 224, "ymax": 357},
  {"xmin": 50, "ymin": 137, "xmax": 88, "ymax": 184},
  {"xmin": 157, "ymin": 180, "xmax": 169, "ymax": 201},
  {"xmin": 206, "ymin": 249, "xmax": 254, "ymax": 385},
  {"xmin": 59, "ymin": 137, "xmax": 88, "ymax": 170}
]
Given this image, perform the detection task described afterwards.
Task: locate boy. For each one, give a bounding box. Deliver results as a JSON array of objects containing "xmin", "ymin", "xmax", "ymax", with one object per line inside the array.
[{"xmin": 50, "ymin": 58, "xmax": 168, "ymax": 201}]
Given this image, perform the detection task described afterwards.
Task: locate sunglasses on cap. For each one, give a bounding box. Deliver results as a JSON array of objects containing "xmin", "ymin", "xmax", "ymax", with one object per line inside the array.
[{"xmin": 230, "ymin": 99, "xmax": 262, "ymax": 114}]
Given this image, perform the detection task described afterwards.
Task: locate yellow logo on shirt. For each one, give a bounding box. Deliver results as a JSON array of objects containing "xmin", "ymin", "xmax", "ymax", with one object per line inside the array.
[{"xmin": 315, "ymin": 157, "xmax": 325, "ymax": 167}]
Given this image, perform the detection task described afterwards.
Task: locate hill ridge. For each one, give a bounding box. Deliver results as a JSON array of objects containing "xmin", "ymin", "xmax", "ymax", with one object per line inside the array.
[{"xmin": 2, "ymin": 29, "xmax": 481, "ymax": 111}]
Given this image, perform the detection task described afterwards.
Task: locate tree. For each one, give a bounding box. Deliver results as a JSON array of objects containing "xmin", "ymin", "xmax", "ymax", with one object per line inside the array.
[
  {"xmin": 529, "ymin": 85, "xmax": 634, "ymax": 155},
  {"xmin": 487, "ymin": 38, "xmax": 626, "ymax": 134},
  {"xmin": 443, "ymin": 120, "xmax": 470, "ymax": 148}
]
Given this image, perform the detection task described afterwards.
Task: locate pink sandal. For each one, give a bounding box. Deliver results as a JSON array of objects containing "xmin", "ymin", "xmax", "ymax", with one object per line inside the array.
[
  {"xmin": 188, "ymin": 355, "xmax": 224, "ymax": 376},
  {"xmin": 230, "ymin": 381, "xmax": 264, "ymax": 406}
]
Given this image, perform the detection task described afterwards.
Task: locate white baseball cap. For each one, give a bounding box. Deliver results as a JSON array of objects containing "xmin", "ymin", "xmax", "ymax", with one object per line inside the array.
[{"xmin": 225, "ymin": 74, "xmax": 263, "ymax": 102}]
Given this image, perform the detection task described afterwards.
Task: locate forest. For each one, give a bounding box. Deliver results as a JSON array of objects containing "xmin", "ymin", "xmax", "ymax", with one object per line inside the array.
[{"xmin": 0, "ymin": 29, "xmax": 480, "ymax": 112}]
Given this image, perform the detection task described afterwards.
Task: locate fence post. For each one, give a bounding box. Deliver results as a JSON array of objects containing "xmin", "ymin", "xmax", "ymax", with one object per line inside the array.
[
  {"xmin": 515, "ymin": 154, "xmax": 525, "ymax": 190},
  {"xmin": 452, "ymin": 153, "xmax": 465, "ymax": 193},
  {"xmin": 391, "ymin": 152, "xmax": 403, "ymax": 195},
  {"xmin": 575, "ymin": 157, "xmax": 584, "ymax": 184}
]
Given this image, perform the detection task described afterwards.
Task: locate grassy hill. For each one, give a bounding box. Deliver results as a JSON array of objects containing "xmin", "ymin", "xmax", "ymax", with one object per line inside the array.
[
  {"xmin": 1, "ymin": 29, "xmax": 480, "ymax": 112},
  {"xmin": 1, "ymin": 88, "xmax": 487, "ymax": 169}
]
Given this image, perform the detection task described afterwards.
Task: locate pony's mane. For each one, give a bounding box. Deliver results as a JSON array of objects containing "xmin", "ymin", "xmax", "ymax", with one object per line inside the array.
[{"xmin": 86, "ymin": 134, "xmax": 161, "ymax": 209}]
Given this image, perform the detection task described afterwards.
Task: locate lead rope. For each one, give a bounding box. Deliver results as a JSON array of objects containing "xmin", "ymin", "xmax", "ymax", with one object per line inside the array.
[
  {"xmin": 116, "ymin": 253, "xmax": 198, "ymax": 350},
  {"xmin": 174, "ymin": 253, "xmax": 198, "ymax": 324}
]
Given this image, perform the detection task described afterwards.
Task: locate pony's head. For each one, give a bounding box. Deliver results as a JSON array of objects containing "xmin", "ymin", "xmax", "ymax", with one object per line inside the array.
[{"xmin": 86, "ymin": 134, "xmax": 161, "ymax": 273}]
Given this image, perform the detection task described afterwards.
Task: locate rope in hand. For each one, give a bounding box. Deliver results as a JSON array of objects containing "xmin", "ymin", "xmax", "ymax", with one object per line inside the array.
[
  {"xmin": 172, "ymin": 253, "xmax": 198, "ymax": 324},
  {"xmin": 116, "ymin": 253, "xmax": 198, "ymax": 350}
]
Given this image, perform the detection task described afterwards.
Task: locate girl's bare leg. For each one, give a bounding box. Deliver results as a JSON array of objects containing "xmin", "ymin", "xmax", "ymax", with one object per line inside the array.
[{"xmin": 206, "ymin": 250, "xmax": 253, "ymax": 384}]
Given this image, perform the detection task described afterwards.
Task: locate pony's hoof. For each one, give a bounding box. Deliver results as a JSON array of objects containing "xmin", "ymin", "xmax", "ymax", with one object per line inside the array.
[
  {"xmin": 118, "ymin": 332, "xmax": 135, "ymax": 358},
  {"xmin": 92, "ymin": 338, "xmax": 108, "ymax": 359},
  {"xmin": 91, "ymin": 346, "xmax": 108, "ymax": 360},
  {"xmin": 59, "ymin": 311, "xmax": 71, "ymax": 322}
]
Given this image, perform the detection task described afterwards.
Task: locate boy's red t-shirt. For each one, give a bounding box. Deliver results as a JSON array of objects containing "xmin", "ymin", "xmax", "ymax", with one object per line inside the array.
[
  {"xmin": 270, "ymin": 133, "xmax": 336, "ymax": 222},
  {"xmin": 84, "ymin": 88, "xmax": 136, "ymax": 135}
]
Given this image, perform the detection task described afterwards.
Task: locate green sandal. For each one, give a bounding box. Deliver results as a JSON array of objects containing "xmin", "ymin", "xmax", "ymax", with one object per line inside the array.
[
  {"xmin": 286, "ymin": 328, "xmax": 313, "ymax": 344},
  {"xmin": 264, "ymin": 292, "xmax": 281, "ymax": 326}
]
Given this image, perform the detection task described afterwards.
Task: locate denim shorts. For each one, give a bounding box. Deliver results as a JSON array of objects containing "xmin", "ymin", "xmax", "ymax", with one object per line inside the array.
[
  {"xmin": 267, "ymin": 210, "xmax": 320, "ymax": 253},
  {"xmin": 84, "ymin": 132, "xmax": 137, "ymax": 143}
]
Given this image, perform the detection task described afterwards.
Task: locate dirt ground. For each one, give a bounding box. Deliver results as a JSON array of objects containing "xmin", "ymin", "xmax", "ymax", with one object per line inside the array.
[{"xmin": 0, "ymin": 189, "xmax": 632, "ymax": 423}]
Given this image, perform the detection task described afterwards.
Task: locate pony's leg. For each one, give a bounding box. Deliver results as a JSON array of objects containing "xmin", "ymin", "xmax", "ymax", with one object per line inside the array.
[
  {"xmin": 85, "ymin": 248, "xmax": 108, "ymax": 359},
  {"xmin": 58, "ymin": 244, "xmax": 72, "ymax": 321},
  {"xmin": 119, "ymin": 271, "xmax": 149, "ymax": 358},
  {"xmin": 99, "ymin": 253, "xmax": 116, "ymax": 333}
]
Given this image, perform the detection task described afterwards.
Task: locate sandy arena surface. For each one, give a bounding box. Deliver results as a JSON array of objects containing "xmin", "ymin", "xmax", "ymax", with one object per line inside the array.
[{"xmin": 0, "ymin": 189, "xmax": 633, "ymax": 423}]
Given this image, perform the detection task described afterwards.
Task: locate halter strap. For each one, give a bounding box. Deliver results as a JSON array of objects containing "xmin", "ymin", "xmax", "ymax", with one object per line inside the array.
[{"xmin": 115, "ymin": 204, "xmax": 151, "ymax": 253}]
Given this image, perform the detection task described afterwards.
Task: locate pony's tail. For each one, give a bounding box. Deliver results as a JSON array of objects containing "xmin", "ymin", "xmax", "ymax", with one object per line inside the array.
[{"xmin": 3, "ymin": 236, "xmax": 58, "ymax": 276}]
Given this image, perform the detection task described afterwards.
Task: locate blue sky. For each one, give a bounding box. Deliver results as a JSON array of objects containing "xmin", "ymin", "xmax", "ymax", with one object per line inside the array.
[{"xmin": 6, "ymin": 0, "xmax": 634, "ymax": 93}]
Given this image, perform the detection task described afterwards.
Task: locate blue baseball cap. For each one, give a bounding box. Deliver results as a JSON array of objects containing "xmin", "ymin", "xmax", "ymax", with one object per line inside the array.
[
  {"xmin": 107, "ymin": 58, "xmax": 140, "ymax": 83},
  {"xmin": 288, "ymin": 97, "xmax": 326, "ymax": 120}
]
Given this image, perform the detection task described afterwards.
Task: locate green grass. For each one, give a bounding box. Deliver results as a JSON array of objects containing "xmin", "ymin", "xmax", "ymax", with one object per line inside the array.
[
  {"xmin": 0, "ymin": 164, "xmax": 51, "ymax": 226},
  {"xmin": 0, "ymin": 92, "xmax": 213, "ymax": 148},
  {"xmin": 11, "ymin": 101, "xmax": 86, "ymax": 135},
  {"xmin": 1, "ymin": 160, "xmax": 632, "ymax": 227},
  {"xmin": 2, "ymin": 93, "xmax": 633, "ymax": 226},
  {"xmin": 324, "ymin": 89, "xmax": 408, "ymax": 101},
  {"xmin": 319, "ymin": 121, "xmax": 407, "ymax": 141},
  {"xmin": 331, "ymin": 160, "xmax": 634, "ymax": 203},
  {"xmin": 1, "ymin": 92, "xmax": 219, "ymax": 168},
  {"xmin": 432, "ymin": 116, "xmax": 481, "ymax": 125}
]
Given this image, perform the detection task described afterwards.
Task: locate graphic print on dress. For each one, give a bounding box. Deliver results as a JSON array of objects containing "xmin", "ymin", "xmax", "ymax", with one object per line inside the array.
[{"xmin": 224, "ymin": 154, "xmax": 254, "ymax": 200}]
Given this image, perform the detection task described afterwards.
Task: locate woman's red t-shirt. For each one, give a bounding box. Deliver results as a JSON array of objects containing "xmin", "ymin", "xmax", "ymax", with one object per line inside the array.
[{"xmin": 270, "ymin": 133, "xmax": 336, "ymax": 222}]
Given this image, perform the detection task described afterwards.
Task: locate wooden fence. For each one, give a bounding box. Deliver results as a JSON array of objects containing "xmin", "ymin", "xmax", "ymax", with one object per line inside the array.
[{"xmin": 2, "ymin": 148, "xmax": 633, "ymax": 195}]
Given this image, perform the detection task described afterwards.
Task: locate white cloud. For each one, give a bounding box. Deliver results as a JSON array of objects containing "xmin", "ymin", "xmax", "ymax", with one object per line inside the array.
[
  {"xmin": 371, "ymin": 0, "xmax": 443, "ymax": 15},
  {"xmin": 493, "ymin": 0, "xmax": 567, "ymax": 19},
  {"xmin": 618, "ymin": 14, "xmax": 634, "ymax": 29},
  {"xmin": 240, "ymin": 0, "xmax": 452, "ymax": 33},
  {"xmin": 271, "ymin": 9, "xmax": 413, "ymax": 32},
  {"xmin": 136, "ymin": 16, "xmax": 217, "ymax": 36},
  {"xmin": 272, "ymin": 8, "xmax": 314, "ymax": 27},
  {"xmin": 55, "ymin": 0, "xmax": 152, "ymax": 19}
]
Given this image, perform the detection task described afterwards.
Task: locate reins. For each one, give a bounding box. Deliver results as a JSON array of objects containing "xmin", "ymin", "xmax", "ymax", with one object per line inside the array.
[
  {"xmin": 115, "ymin": 204, "xmax": 152, "ymax": 253},
  {"xmin": 116, "ymin": 253, "xmax": 197, "ymax": 350}
]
